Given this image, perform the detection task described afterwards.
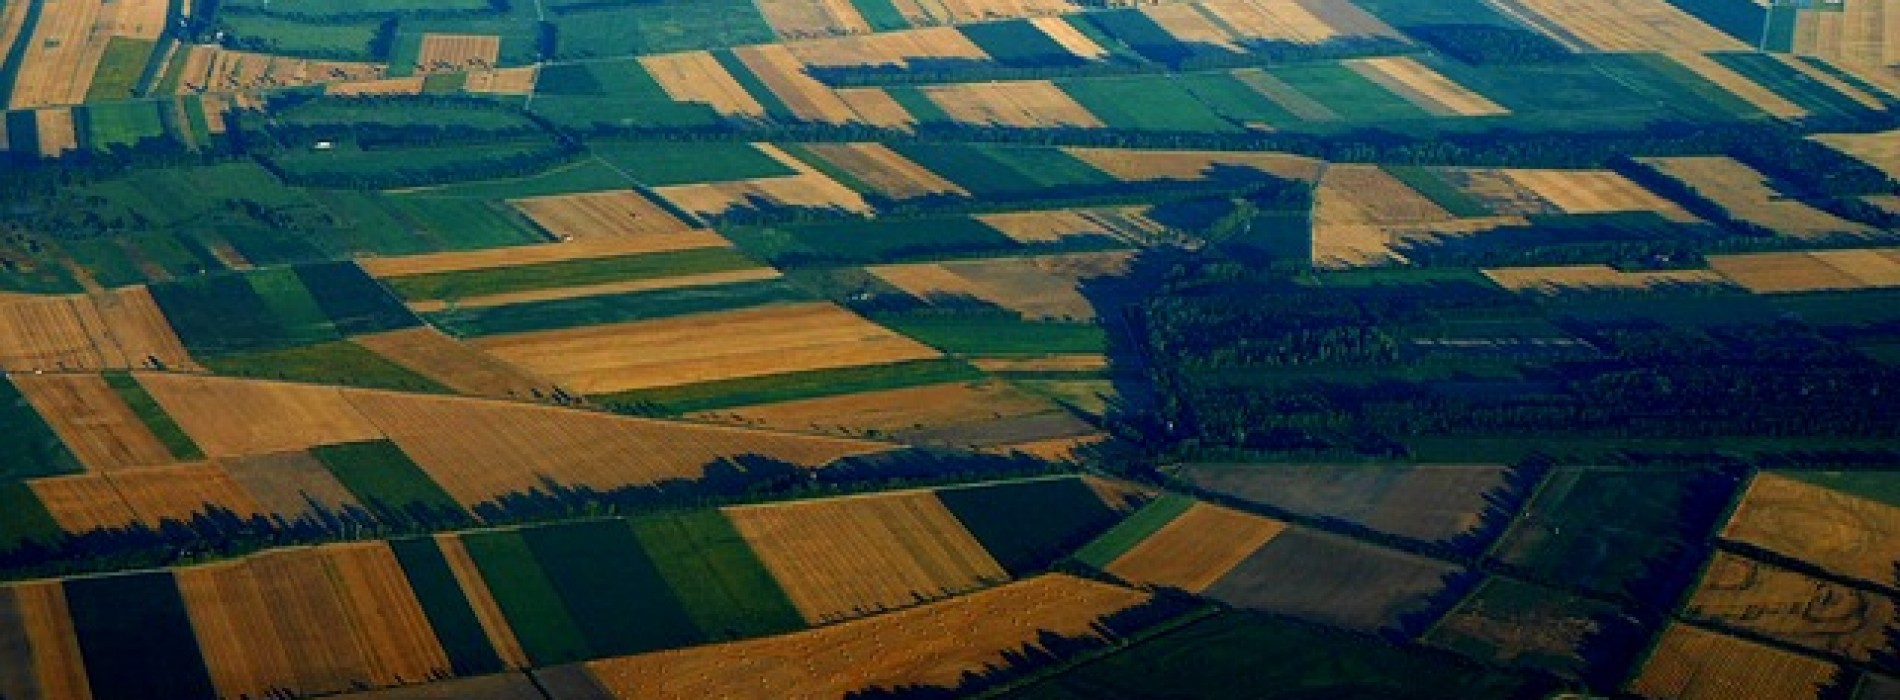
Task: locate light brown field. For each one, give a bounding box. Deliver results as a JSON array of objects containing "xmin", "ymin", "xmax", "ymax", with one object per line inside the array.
[
  {"xmin": 692, "ymin": 379, "xmax": 1078, "ymax": 443},
  {"xmin": 464, "ymin": 66, "xmax": 538, "ymax": 94},
  {"xmin": 1721, "ymin": 473, "xmax": 1900, "ymax": 585},
  {"xmin": 973, "ymin": 354, "xmax": 1108, "ymax": 373},
  {"xmin": 929, "ymin": 0, "xmax": 1075, "ymax": 23},
  {"xmin": 0, "ymin": 287, "xmax": 198, "ymax": 371},
  {"xmin": 1482, "ymin": 265, "xmax": 1731, "ymax": 294},
  {"xmin": 1708, "ymin": 249, "xmax": 1900, "ymax": 293},
  {"xmin": 342, "ymin": 387, "xmax": 887, "ymax": 508},
  {"xmin": 833, "ymin": 87, "xmax": 918, "ymax": 129},
  {"xmin": 135, "ymin": 373, "xmax": 385, "ymax": 457},
  {"xmin": 33, "ymin": 108, "xmax": 77, "ymax": 156},
  {"xmin": 358, "ymin": 235, "xmax": 732, "ymax": 278},
  {"xmin": 1233, "ymin": 68, "xmax": 1339, "ymax": 121},
  {"xmin": 351, "ymin": 327, "xmax": 559, "ymax": 399},
  {"xmin": 1489, "ymin": 0, "xmax": 1745, "ymax": 52},
  {"xmin": 656, "ymin": 144, "xmax": 872, "ymax": 217},
  {"xmin": 433, "ymin": 534, "xmax": 531, "ymax": 669},
  {"xmin": 1179, "ymin": 463, "xmax": 1513, "ymax": 545},
  {"xmin": 784, "ymin": 26, "xmax": 989, "ymax": 69},
  {"xmin": 1776, "ymin": 54, "xmax": 1886, "ymax": 109},
  {"xmin": 1143, "ymin": 4, "xmax": 1243, "ymax": 52},
  {"xmin": 472, "ymin": 302, "xmax": 939, "ymax": 394},
  {"xmin": 324, "ymin": 543, "xmax": 457, "ymax": 686},
  {"xmin": 10, "ymin": 373, "xmax": 176, "ymax": 471},
  {"xmin": 1665, "ymin": 51, "xmax": 1808, "ymax": 119},
  {"xmin": 0, "ymin": 0, "xmax": 36, "ymax": 104},
  {"xmin": 170, "ymin": 46, "xmax": 386, "ymax": 94},
  {"xmin": 755, "ymin": 0, "xmax": 874, "ymax": 38},
  {"xmin": 1104, "ymin": 502, "xmax": 1288, "ymax": 592},
  {"xmin": 107, "ymin": 461, "xmax": 267, "ymax": 527},
  {"xmin": 322, "ymin": 674, "xmax": 548, "ymax": 700},
  {"xmin": 0, "ymin": 581, "xmax": 92, "ymax": 700},
  {"xmin": 28, "ymin": 474, "xmax": 140, "ymax": 533},
  {"xmin": 325, "ymin": 77, "xmax": 426, "ymax": 96},
  {"xmin": 405, "ymin": 268, "xmax": 782, "ymax": 314},
  {"xmin": 1311, "ymin": 163, "xmax": 1455, "ymax": 267},
  {"xmin": 797, "ymin": 142, "xmax": 968, "ymax": 199},
  {"xmin": 7, "ymin": 0, "xmax": 106, "ymax": 108},
  {"xmin": 1640, "ymin": 156, "xmax": 1874, "ymax": 239},
  {"xmin": 1064, "ymin": 147, "xmax": 1324, "ymax": 182},
  {"xmin": 585, "ymin": 574, "xmax": 1150, "ymax": 699},
  {"xmin": 1627, "ymin": 623, "xmax": 1838, "ymax": 700},
  {"xmin": 1500, "ymin": 169, "xmax": 1693, "ymax": 219},
  {"xmin": 733, "ymin": 44, "xmax": 860, "ymax": 123},
  {"xmin": 509, "ymin": 189, "xmax": 704, "ymax": 242},
  {"xmin": 991, "ymin": 433, "xmax": 1106, "ymax": 461},
  {"xmin": 640, "ymin": 51, "xmax": 768, "ymax": 119},
  {"xmin": 416, "ymin": 34, "xmax": 501, "ymax": 73},
  {"xmin": 1790, "ymin": 0, "xmax": 1900, "ymax": 94},
  {"xmin": 725, "ymin": 490, "xmax": 1009, "ymax": 623},
  {"xmin": 1814, "ymin": 129, "xmax": 1900, "ymax": 180},
  {"xmin": 222, "ymin": 450, "xmax": 368, "ymax": 524},
  {"xmin": 1028, "ymin": 16, "xmax": 1107, "ymax": 58},
  {"xmin": 1686, "ymin": 551, "xmax": 1899, "ymax": 664},
  {"xmin": 920, "ymin": 80, "xmax": 1103, "ymax": 128},
  {"xmin": 1314, "ymin": 216, "xmax": 1529, "ymax": 269},
  {"xmin": 975, "ymin": 207, "xmax": 1169, "ymax": 244},
  {"xmin": 1437, "ymin": 167, "xmax": 1561, "ymax": 215},
  {"xmin": 870, "ymin": 252, "xmax": 1130, "ymax": 320},
  {"xmin": 1347, "ymin": 56, "xmax": 1508, "ymax": 117}
]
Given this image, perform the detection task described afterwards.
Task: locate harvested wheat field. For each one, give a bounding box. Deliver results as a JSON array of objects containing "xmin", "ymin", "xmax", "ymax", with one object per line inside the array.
[
  {"xmin": 134, "ymin": 374, "xmax": 385, "ymax": 457},
  {"xmin": 1664, "ymin": 51, "xmax": 1807, "ymax": 119},
  {"xmin": 1814, "ymin": 129, "xmax": 1900, "ymax": 179},
  {"xmin": 1314, "ymin": 216, "xmax": 1528, "ymax": 269},
  {"xmin": 1721, "ymin": 473, "xmax": 1900, "ymax": 585},
  {"xmin": 405, "ymin": 268, "xmax": 782, "ymax": 314},
  {"xmin": 870, "ymin": 252, "xmax": 1130, "ymax": 320},
  {"xmin": 464, "ymin": 66, "xmax": 538, "ymax": 94},
  {"xmin": 725, "ymin": 490, "xmax": 1009, "ymax": 623},
  {"xmin": 1685, "ymin": 551, "xmax": 1900, "ymax": 663},
  {"xmin": 585, "ymin": 574, "xmax": 1150, "ymax": 699},
  {"xmin": 1029, "ymin": 17, "xmax": 1108, "ymax": 58},
  {"xmin": 1490, "ymin": 0, "xmax": 1745, "ymax": 52},
  {"xmin": 1709, "ymin": 249, "xmax": 1900, "ymax": 293},
  {"xmin": 1347, "ymin": 57, "xmax": 1508, "ymax": 117},
  {"xmin": 7, "ymin": 0, "xmax": 173, "ymax": 108},
  {"xmin": 473, "ymin": 302, "xmax": 939, "ymax": 394},
  {"xmin": 221, "ymin": 450, "xmax": 369, "ymax": 524},
  {"xmin": 1197, "ymin": 0, "xmax": 1401, "ymax": 45},
  {"xmin": 733, "ymin": 45, "xmax": 860, "ymax": 124},
  {"xmin": 351, "ymin": 327, "xmax": 559, "ymax": 399},
  {"xmin": 1437, "ymin": 167, "xmax": 1561, "ymax": 215},
  {"xmin": 1311, "ymin": 164, "xmax": 1478, "ymax": 267},
  {"xmin": 991, "ymin": 433, "xmax": 1106, "ymax": 461},
  {"xmin": 785, "ymin": 26, "xmax": 988, "ymax": 69},
  {"xmin": 1628, "ymin": 623, "xmax": 1838, "ymax": 700},
  {"xmin": 969, "ymin": 354, "xmax": 1107, "ymax": 372},
  {"xmin": 510, "ymin": 190, "xmax": 704, "ymax": 242},
  {"xmin": 1790, "ymin": 0, "xmax": 1900, "ymax": 93},
  {"xmin": 169, "ymin": 46, "xmax": 385, "ymax": 94},
  {"xmin": 1142, "ymin": 4, "xmax": 1246, "ymax": 52},
  {"xmin": 359, "ymin": 235, "xmax": 732, "ymax": 278},
  {"xmin": 10, "ymin": 373, "xmax": 176, "ymax": 471},
  {"xmin": 33, "ymin": 108, "xmax": 78, "ymax": 156},
  {"xmin": 928, "ymin": 0, "xmax": 1075, "ymax": 23},
  {"xmin": 343, "ymin": 387, "xmax": 887, "ymax": 508},
  {"xmin": 326, "ymin": 77, "xmax": 427, "ymax": 96},
  {"xmin": 1064, "ymin": 147, "xmax": 1323, "ymax": 182},
  {"xmin": 694, "ymin": 379, "xmax": 1082, "ymax": 445},
  {"xmin": 921, "ymin": 80, "xmax": 1103, "ymax": 128},
  {"xmin": 1103, "ymin": 502, "xmax": 1287, "ymax": 592},
  {"xmin": 657, "ymin": 144, "xmax": 872, "ymax": 217},
  {"xmin": 1640, "ymin": 157, "xmax": 1874, "ymax": 239},
  {"xmin": 976, "ymin": 207, "xmax": 1167, "ymax": 244},
  {"xmin": 1776, "ymin": 54, "xmax": 1886, "ymax": 110},
  {"xmin": 1482, "ymin": 265, "xmax": 1731, "ymax": 295},
  {"xmin": 1499, "ymin": 169, "xmax": 1692, "ymax": 219},
  {"xmin": 833, "ymin": 87, "xmax": 920, "ymax": 129},
  {"xmin": 106, "ymin": 462, "xmax": 267, "ymax": 528},
  {"xmin": 416, "ymin": 34, "xmax": 501, "ymax": 73},
  {"xmin": 432, "ymin": 534, "xmax": 531, "ymax": 669},
  {"xmin": 755, "ymin": 0, "xmax": 874, "ymax": 38},
  {"xmin": 795, "ymin": 143, "xmax": 967, "ymax": 199},
  {"xmin": 0, "ymin": 581, "xmax": 92, "ymax": 700},
  {"xmin": 639, "ymin": 52, "xmax": 768, "ymax": 119},
  {"xmin": 0, "ymin": 288, "xmax": 198, "ymax": 371},
  {"xmin": 27, "ymin": 474, "xmax": 140, "ymax": 534}
]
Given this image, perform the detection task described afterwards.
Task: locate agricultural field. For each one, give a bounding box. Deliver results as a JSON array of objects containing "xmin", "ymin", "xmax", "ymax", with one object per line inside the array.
[
  {"xmin": 1628, "ymin": 623, "xmax": 1843, "ymax": 700},
  {"xmin": 1638, "ymin": 156, "xmax": 1878, "ymax": 239},
  {"xmin": 1200, "ymin": 528, "xmax": 1466, "ymax": 633},
  {"xmin": 1721, "ymin": 473, "xmax": 1900, "ymax": 586},
  {"xmin": 1708, "ymin": 248, "xmax": 1900, "ymax": 293},
  {"xmin": 1099, "ymin": 501, "xmax": 1287, "ymax": 591},
  {"xmin": 1683, "ymin": 551, "xmax": 1900, "ymax": 664},
  {"xmin": 1177, "ymin": 462, "xmax": 1519, "ymax": 545}
]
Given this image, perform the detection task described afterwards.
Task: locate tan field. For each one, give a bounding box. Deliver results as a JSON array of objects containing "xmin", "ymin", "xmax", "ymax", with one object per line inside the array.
[
  {"xmin": 976, "ymin": 207, "xmax": 1168, "ymax": 244},
  {"xmin": 787, "ymin": 26, "xmax": 989, "ymax": 69},
  {"xmin": 1064, "ymin": 147, "xmax": 1324, "ymax": 182},
  {"xmin": 1482, "ymin": 265, "xmax": 1730, "ymax": 294},
  {"xmin": 1722, "ymin": 473, "xmax": 1900, "ymax": 585},
  {"xmin": 1489, "ymin": 0, "xmax": 1745, "ymax": 52},
  {"xmin": 656, "ymin": 169, "xmax": 873, "ymax": 219},
  {"xmin": 755, "ymin": 0, "xmax": 874, "ymax": 38},
  {"xmin": 1708, "ymin": 249, "xmax": 1900, "ymax": 293},
  {"xmin": 640, "ymin": 52, "xmax": 768, "ymax": 119},
  {"xmin": 404, "ymin": 268, "xmax": 782, "ymax": 314},
  {"xmin": 1313, "ymin": 216, "xmax": 1528, "ymax": 269},
  {"xmin": 1627, "ymin": 623, "xmax": 1838, "ymax": 700},
  {"xmin": 7, "ymin": 0, "xmax": 106, "ymax": 108},
  {"xmin": 510, "ymin": 189, "xmax": 704, "ymax": 242},
  {"xmin": 1499, "ymin": 169, "xmax": 1692, "ymax": 219},
  {"xmin": 416, "ymin": 34, "xmax": 502, "ymax": 73},
  {"xmin": 351, "ymin": 327, "xmax": 560, "ymax": 399},
  {"xmin": 970, "ymin": 354, "xmax": 1108, "ymax": 372},
  {"xmin": 1200, "ymin": 0, "xmax": 1400, "ymax": 45},
  {"xmin": 135, "ymin": 374, "xmax": 385, "ymax": 457},
  {"xmin": 0, "ymin": 288, "xmax": 198, "ymax": 372},
  {"xmin": 796, "ymin": 142, "xmax": 968, "ymax": 199},
  {"xmin": 343, "ymin": 387, "xmax": 887, "ymax": 508},
  {"xmin": 725, "ymin": 491, "xmax": 1009, "ymax": 623},
  {"xmin": 1316, "ymin": 164, "xmax": 1454, "ymax": 226},
  {"xmin": 930, "ymin": 0, "xmax": 1074, "ymax": 23},
  {"xmin": 1347, "ymin": 57, "xmax": 1508, "ymax": 117},
  {"xmin": 0, "ymin": 581, "xmax": 92, "ymax": 700},
  {"xmin": 1028, "ymin": 17, "xmax": 1108, "ymax": 58},
  {"xmin": 1790, "ymin": 0, "xmax": 1900, "ymax": 93},
  {"xmin": 1776, "ymin": 54, "xmax": 1886, "ymax": 110},
  {"xmin": 1143, "ymin": 4, "xmax": 1245, "ymax": 52},
  {"xmin": 1438, "ymin": 167, "xmax": 1561, "ymax": 215},
  {"xmin": 170, "ymin": 46, "xmax": 386, "ymax": 95},
  {"xmin": 1665, "ymin": 51, "xmax": 1807, "ymax": 119},
  {"xmin": 1640, "ymin": 157, "xmax": 1874, "ymax": 239},
  {"xmin": 870, "ymin": 252, "xmax": 1130, "ymax": 320},
  {"xmin": 28, "ymin": 474, "xmax": 140, "ymax": 533},
  {"xmin": 464, "ymin": 66, "xmax": 538, "ymax": 94},
  {"xmin": 473, "ymin": 302, "xmax": 940, "ymax": 394},
  {"xmin": 1813, "ymin": 129, "xmax": 1900, "ymax": 180},
  {"xmin": 1104, "ymin": 502, "xmax": 1288, "ymax": 591},
  {"xmin": 733, "ymin": 45, "xmax": 860, "ymax": 123},
  {"xmin": 325, "ymin": 77, "xmax": 427, "ymax": 96},
  {"xmin": 433, "ymin": 534, "xmax": 531, "ymax": 668},
  {"xmin": 833, "ymin": 87, "xmax": 919, "ymax": 129},
  {"xmin": 107, "ymin": 462, "xmax": 267, "ymax": 527},
  {"xmin": 585, "ymin": 574, "xmax": 1150, "ymax": 699},
  {"xmin": 33, "ymin": 108, "xmax": 78, "ymax": 156},
  {"xmin": 0, "ymin": 1, "xmax": 35, "ymax": 100},
  {"xmin": 221, "ymin": 450, "xmax": 369, "ymax": 524},
  {"xmin": 359, "ymin": 235, "xmax": 733, "ymax": 278},
  {"xmin": 10, "ymin": 373, "xmax": 177, "ymax": 471},
  {"xmin": 991, "ymin": 433, "xmax": 1106, "ymax": 461},
  {"xmin": 920, "ymin": 80, "xmax": 1104, "ymax": 128},
  {"xmin": 693, "ymin": 379, "xmax": 1079, "ymax": 442},
  {"xmin": 1685, "ymin": 551, "xmax": 1898, "ymax": 663}
]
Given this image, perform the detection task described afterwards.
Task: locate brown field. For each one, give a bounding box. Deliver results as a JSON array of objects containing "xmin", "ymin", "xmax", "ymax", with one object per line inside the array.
[
  {"xmin": 0, "ymin": 581, "xmax": 92, "ymax": 700},
  {"xmin": 639, "ymin": 51, "xmax": 768, "ymax": 119},
  {"xmin": 324, "ymin": 674, "xmax": 547, "ymax": 700},
  {"xmin": 755, "ymin": 0, "xmax": 874, "ymax": 38},
  {"xmin": 1437, "ymin": 167, "xmax": 1561, "ymax": 215},
  {"xmin": 222, "ymin": 450, "xmax": 368, "ymax": 524},
  {"xmin": 464, "ymin": 66, "xmax": 538, "ymax": 94},
  {"xmin": 785, "ymin": 26, "xmax": 988, "ymax": 69},
  {"xmin": 170, "ymin": 45, "xmax": 386, "ymax": 94},
  {"xmin": 725, "ymin": 490, "xmax": 1009, "ymax": 623},
  {"xmin": 7, "ymin": 0, "xmax": 106, "ymax": 108},
  {"xmin": 1083, "ymin": 475, "xmax": 1154, "ymax": 512},
  {"xmin": 28, "ymin": 474, "xmax": 140, "ymax": 533},
  {"xmin": 870, "ymin": 252, "xmax": 1129, "ymax": 320},
  {"xmin": 692, "ymin": 379, "xmax": 1086, "ymax": 446},
  {"xmin": 10, "ymin": 373, "xmax": 177, "ymax": 471},
  {"xmin": 509, "ymin": 189, "xmax": 704, "ymax": 242},
  {"xmin": 1142, "ymin": 4, "xmax": 1244, "ymax": 52},
  {"xmin": 733, "ymin": 45, "xmax": 860, "ymax": 123},
  {"xmin": 1665, "ymin": 51, "xmax": 1808, "ymax": 119},
  {"xmin": 1028, "ymin": 17, "xmax": 1107, "ymax": 58},
  {"xmin": 1314, "ymin": 216, "xmax": 1528, "ymax": 269},
  {"xmin": 108, "ymin": 461, "xmax": 267, "ymax": 527},
  {"xmin": 1640, "ymin": 157, "xmax": 1875, "ymax": 239},
  {"xmin": 1685, "ymin": 551, "xmax": 1899, "ymax": 664},
  {"xmin": 405, "ymin": 268, "xmax": 782, "ymax": 313},
  {"xmin": 1312, "ymin": 163, "xmax": 1496, "ymax": 267},
  {"xmin": 833, "ymin": 87, "xmax": 918, "ymax": 129},
  {"xmin": 796, "ymin": 142, "xmax": 968, "ymax": 199},
  {"xmin": 358, "ymin": 235, "xmax": 733, "ymax": 278},
  {"xmin": 1203, "ymin": 528, "xmax": 1464, "ymax": 632},
  {"xmin": 135, "ymin": 374, "xmax": 385, "ymax": 457},
  {"xmin": 0, "ymin": 288, "xmax": 197, "ymax": 371},
  {"xmin": 326, "ymin": 77, "xmax": 426, "ymax": 96},
  {"xmin": 1814, "ymin": 129, "xmax": 1900, "ymax": 180},
  {"xmin": 1628, "ymin": 623, "xmax": 1839, "ymax": 700},
  {"xmin": 351, "ymin": 327, "xmax": 559, "ymax": 399},
  {"xmin": 1721, "ymin": 473, "xmax": 1900, "ymax": 585},
  {"xmin": 0, "ymin": 1, "xmax": 35, "ymax": 103},
  {"xmin": 1104, "ymin": 502, "xmax": 1288, "ymax": 592},
  {"xmin": 1233, "ymin": 68, "xmax": 1339, "ymax": 121},
  {"xmin": 416, "ymin": 34, "xmax": 501, "ymax": 73},
  {"xmin": 1708, "ymin": 249, "xmax": 1900, "ymax": 293},
  {"xmin": 975, "ymin": 207, "xmax": 1168, "ymax": 244},
  {"xmin": 433, "ymin": 534, "xmax": 531, "ymax": 669},
  {"xmin": 1483, "ymin": 265, "xmax": 1731, "ymax": 294},
  {"xmin": 1790, "ymin": 1, "xmax": 1900, "ymax": 94},
  {"xmin": 584, "ymin": 574, "xmax": 1150, "ymax": 699},
  {"xmin": 1178, "ymin": 463, "xmax": 1514, "ymax": 544},
  {"xmin": 1499, "ymin": 169, "xmax": 1693, "ymax": 219},
  {"xmin": 928, "ymin": 0, "xmax": 1075, "ymax": 24},
  {"xmin": 343, "ymin": 387, "xmax": 887, "ymax": 508},
  {"xmin": 1489, "ymin": 0, "xmax": 1744, "ymax": 52},
  {"xmin": 990, "ymin": 433, "xmax": 1105, "ymax": 461},
  {"xmin": 970, "ymin": 354, "xmax": 1107, "ymax": 372},
  {"xmin": 33, "ymin": 108, "xmax": 77, "ymax": 156},
  {"xmin": 1347, "ymin": 57, "xmax": 1508, "ymax": 116},
  {"xmin": 1064, "ymin": 147, "xmax": 1323, "ymax": 182},
  {"xmin": 656, "ymin": 144, "xmax": 872, "ymax": 217},
  {"xmin": 920, "ymin": 80, "xmax": 1103, "ymax": 128}
]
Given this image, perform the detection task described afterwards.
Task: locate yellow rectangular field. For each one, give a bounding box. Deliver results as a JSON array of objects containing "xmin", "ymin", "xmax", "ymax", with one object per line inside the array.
[
  {"xmin": 1346, "ymin": 57, "xmax": 1508, "ymax": 117},
  {"xmin": 135, "ymin": 374, "xmax": 385, "ymax": 457},
  {"xmin": 1063, "ymin": 147, "xmax": 1323, "ymax": 182},
  {"xmin": 1708, "ymin": 248, "xmax": 1900, "ymax": 293},
  {"xmin": 1639, "ymin": 157, "xmax": 1874, "ymax": 239},
  {"xmin": 754, "ymin": 0, "xmax": 874, "ymax": 37},
  {"xmin": 920, "ymin": 80, "xmax": 1103, "ymax": 129},
  {"xmin": 107, "ymin": 462, "xmax": 268, "ymax": 528},
  {"xmin": 1490, "ymin": 0, "xmax": 1745, "ymax": 52},
  {"xmin": 975, "ymin": 207, "xmax": 1169, "ymax": 244},
  {"xmin": 1482, "ymin": 265, "xmax": 1730, "ymax": 294},
  {"xmin": 1664, "ymin": 51, "xmax": 1807, "ymax": 119},
  {"xmin": 1813, "ymin": 129, "xmax": 1900, "ymax": 180},
  {"xmin": 415, "ymin": 34, "xmax": 502, "ymax": 73},
  {"xmin": 464, "ymin": 66, "xmax": 538, "ymax": 94},
  {"xmin": 870, "ymin": 252, "xmax": 1131, "ymax": 320},
  {"xmin": 691, "ymin": 379, "xmax": 1085, "ymax": 445},
  {"xmin": 509, "ymin": 189, "xmax": 705, "ymax": 241},
  {"xmin": 1104, "ymin": 502, "xmax": 1288, "ymax": 591},
  {"xmin": 1685, "ymin": 551, "xmax": 1898, "ymax": 664},
  {"xmin": 0, "ymin": 288, "xmax": 198, "ymax": 372},
  {"xmin": 1721, "ymin": 473, "xmax": 1900, "ymax": 585},
  {"xmin": 404, "ymin": 268, "xmax": 782, "ymax": 314},
  {"xmin": 795, "ymin": 142, "xmax": 967, "ymax": 199},
  {"xmin": 1627, "ymin": 623, "xmax": 1838, "ymax": 700},
  {"xmin": 350, "ymin": 327, "xmax": 559, "ymax": 399},
  {"xmin": 0, "ymin": 581, "xmax": 91, "ymax": 700},
  {"xmin": 640, "ymin": 51, "xmax": 768, "ymax": 119},
  {"xmin": 733, "ymin": 45, "xmax": 860, "ymax": 124},
  {"xmin": 358, "ymin": 235, "xmax": 734, "ymax": 278},
  {"xmin": 1498, "ymin": 169, "xmax": 1692, "ymax": 219}
]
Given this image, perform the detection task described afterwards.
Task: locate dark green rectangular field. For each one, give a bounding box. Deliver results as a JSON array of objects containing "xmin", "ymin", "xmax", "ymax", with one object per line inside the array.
[
  {"xmin": 65, "ymin": 572, "xmax": 217, "ymax": 700},
  {"xmin": 385, "ymin": 247, "xmax": 761, "ymax": 302},
  {"xmin": 460, "ymin": 530, "xmax": 595, "ymax": 665},
  {"xmin": 519, "ymin": 519, "xmax": 703, "ymax": 656},
  {"xmin": 312, "ymin": 440, "xmax": 470, "ymax": 529},
  {"xmin": 936, "ymin": 477, "xmax": 1122, "ymax": 575},
  {"xmin": 389, "ymin": 536, "xmax": 509, "ymax": 676},
  {"xmin": 0, "ymin": 376, "xmax": 85, "ymax": 479},
  {"xmin": 629, "ymin": 510, "xmax": 805, "ymax": 640}
]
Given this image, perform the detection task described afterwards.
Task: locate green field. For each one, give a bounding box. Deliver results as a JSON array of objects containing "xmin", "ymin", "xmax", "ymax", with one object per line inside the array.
[
  {"xmin": 396, "ymin": 159, "xmax": 635, "ymax": 200},
  {"xmin": 595, "ymin": 358, "xmax": 985, "ymax": 413},
  {"xmin": 550, "ymin": 0, "xmax": 774, "ymax": 58},
  {"xmin": 294, "ymin": 261, "xmax": 422, "ymax": 335},
  {"xmin": 312, "ymin": 440, "xmax": 470, "ymax": 529},
  {"xmin": 461, "ymin": 530, "xmax": 594, "ymax": 665},
  {"xmin": 0, "ymin": 481, "xmax": 63, "ymax": 548},
  {"xmin": 886, "ymin": 144, "xmax": 1118, "ymax": 199},
  {"xmin": 519, "ymin": 519, "xmax": 702, "ymax": 656},
  {"xmin": 214, "ymin": 13, "xmax": 388, "ymax": 60},
  {"xmin": 1266, "ymin": 63, "xmax": 1434, "ymax": 122},
  {"xmin": 1423, "ymin": 576, "xmax": 1636, "ymax": 680},
  {"xmin": 629, "ymin": 510, "xmax": 805, "ymax": 640},
  {"xmin": 724, "ymin": 217, "xmax": 1087, "ymax": 267},
  {"xmin": 200, "ymin": 341, "xmax": 452, "ymax": 393},
  {"xmin": 876, "ymin": 314, "xmax": 1108, "ymax": 355},
  {"xmin": 389, "ymin": 537, "xmax": 509, "ymax": 676},
  {"xmin": 84, "ymin": 37, "xmax": 157, "ymax": 102},
  {"xmin": 102, "ymin": 372, "xmax": 203, "ymax": 460},
  {"xmin": 65, "ymin": 572, "xmax": 218, "ymax": 700},
  {"xmin": 0, "ymin": 376, "xmax": 86, "ymax": 479},
  {"xmin": 1382, "ymin": 166, "xmax": 1494, "ymax": 217},
  {"xmin": 1073, "ymin": 492, "xmax": 1192, "ymax": 569},
  {"xmin": 1059, "ymin": 76, "xmax": 1245, "ymax": 133},
  {"xmin": 591, "ymin": 141, "xmax": 798, "ymax": 185},
  {"xmin": 427, "ymin": 276, "xmax": 811, "ymax": 337},
  {"xmin": 1490, "ymin": 467, "xmax": 1727, "ymax": 602},
  {"xmin": 386, "ymin": 247, "xmax": 760, "ymax": 302},
  {"xmin": 79, "ymin": 101, "xmax": 168, "ymax": 148},
  {"xmin": 245, "ymin": 266, "xmax": 344, "ymax": 347},
  {"xmin": 59, "ymin": 233, "xmax": 224, "ymax": 288},
  {"xmin": 936, "ymin": 477, "xmax": 1121, "ymax": 575}
]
